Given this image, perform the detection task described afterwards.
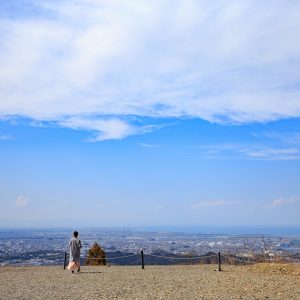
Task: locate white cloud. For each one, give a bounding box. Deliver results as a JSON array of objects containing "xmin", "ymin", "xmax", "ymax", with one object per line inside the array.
[
  {"xmin": 59, "ymin": 116, "xmax": 160, "ymax": 141},
  {"xmin": 190, "ymin": 200, "xmax": 231, "ymax": 209},
  {"xmin": 60, "ymin": 117, "xmax": 137, "ymax": 141},
  {"xmin": 196, "ymin": 143, "xmax": 300, "ymax": 161},
  {"xmin": 271, "ymin": 197, "xmax": 300, "ymax": 207},
  {"xmin": 0, "ymin": 134, "xmax": 15, "ymax": 140},
  {"xmin": 16, "ymin": 196, "xmax": 29, "ymax": 207},
  {"xmin": 96, "ymin": 203, "xmax": 103, "ymax": 208},
  {"xmin": 262, "ymin": 132, "xmax": 300, "ymax": 145},
  {"xmin": 155, "ymin": 205, "xmax": 164, "ymax": 212},
  {"xmin": 1, "ymin": 1, "xmax": 300, "ymax": 139},
  {"xmin": 240, "ymin": 147, "xmax": 300, "ymax": 160},
  {"xmin": 139, "ymin": 143, "xmax": 161, "ymax": 148}
]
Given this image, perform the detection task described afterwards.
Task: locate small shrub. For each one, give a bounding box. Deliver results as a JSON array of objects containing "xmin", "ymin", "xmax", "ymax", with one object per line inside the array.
[{"xmin": 85, "ymin": 242, "xmax": 106, "ymax": 266}]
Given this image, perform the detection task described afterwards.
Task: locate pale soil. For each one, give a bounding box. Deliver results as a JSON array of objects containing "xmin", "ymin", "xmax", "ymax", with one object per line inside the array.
[{"xmin": 0, "ymin": 264, "xmax": 299, "ymax": 300}]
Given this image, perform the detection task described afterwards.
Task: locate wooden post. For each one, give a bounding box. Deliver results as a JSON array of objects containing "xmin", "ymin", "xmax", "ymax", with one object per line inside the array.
[
  {"xmin": 218, "ymin": 252, "xmax": 221, "ymax": 271},
  {"xmin": 63, "ymin": 252, "xmax": 67, "ymax": 270},
  {"xmin": 141, "ymin": 250, "xmax": 144, "ymax": 269}
]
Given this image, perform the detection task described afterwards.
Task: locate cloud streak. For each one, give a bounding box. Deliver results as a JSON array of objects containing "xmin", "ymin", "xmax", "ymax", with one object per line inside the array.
[
  {"xmin": 1, "ymin": 0, "xmax": 300, "ymax": 139},
  {"xmin": 139, "ymin": 143, "xmax": 161, "ymax": 148},
  {"xmin": 59, "ymin": 117, "xmax": 139, "ymax": 141},
  {"xmin": 190, "ymin": 200, "xmax": 231, "ymax": 209},
  {"xmin": 0, "ymin": 134, "xmax": 15, "ymax": 141},
  {"xmin": 270, "ymin": 197, "xmax": 300, "ymax": 207},
  {"xmin": 195, "ymin": 143, "xmax": 300, "ymax": 161},
  {"xmin": 263, "ymin": 196, "xmax": 300, "ymax": 210},
  {"xmin": 16, "ymin": 196, "xmax": 29, "ymax": 207}
]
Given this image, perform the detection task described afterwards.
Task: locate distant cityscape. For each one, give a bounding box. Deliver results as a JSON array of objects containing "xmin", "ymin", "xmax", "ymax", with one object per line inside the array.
[{"xmin": 0, "ymin": 228, "xmax": 300, "ymax": 266}]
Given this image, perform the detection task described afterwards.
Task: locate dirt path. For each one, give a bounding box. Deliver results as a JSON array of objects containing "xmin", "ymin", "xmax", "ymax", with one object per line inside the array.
[{"xmin": 0, "ymin": 264, "xmax": 299, "ymax": 299}]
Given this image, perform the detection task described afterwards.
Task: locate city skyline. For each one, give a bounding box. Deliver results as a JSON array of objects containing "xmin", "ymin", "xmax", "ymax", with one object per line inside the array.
[{"xmin": 1, "ymin": 1, "xmax": 300, "ymax": 228}]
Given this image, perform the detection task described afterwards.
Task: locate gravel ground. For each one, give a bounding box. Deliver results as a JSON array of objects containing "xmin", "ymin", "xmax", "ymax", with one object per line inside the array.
[{"xmin": 0, "ymin": 264, "xmax": 299, "ymax": 299}]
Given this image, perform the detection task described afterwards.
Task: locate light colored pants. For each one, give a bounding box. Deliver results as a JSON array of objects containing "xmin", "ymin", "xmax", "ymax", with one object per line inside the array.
[{"xmin": 68, "ymin": 260, "xmax": 80, "ymax": 271}]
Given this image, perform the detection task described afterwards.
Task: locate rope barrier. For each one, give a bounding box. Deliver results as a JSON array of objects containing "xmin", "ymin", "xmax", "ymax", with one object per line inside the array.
[
  {"xmin": 64, "ymin": 251, "xmax": 300, "ymax": 268},
  {"xmin": 75, "ymin": 253, "xmax": 219, "ymax": 261},
  {"xmin": 79, "ymin": 253, "xmax": 139, "ymax": 260},
  {"xmin": 146, "ymin": 253, "xmax": 218, "ymax": 260},
  {"xmin": 221, "ymin": 254, "xmax": 256, "ymax": 264}
]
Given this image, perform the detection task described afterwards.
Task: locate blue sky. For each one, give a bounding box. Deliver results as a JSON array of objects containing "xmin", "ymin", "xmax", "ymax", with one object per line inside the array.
[{"xmin": 1, "ymin": 0, "xmax": 300, "ymax": 228}]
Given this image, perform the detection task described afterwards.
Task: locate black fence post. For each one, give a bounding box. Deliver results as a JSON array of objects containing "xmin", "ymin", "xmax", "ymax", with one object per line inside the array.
[
  {"xmin": 63, "ymin": 252, "xmax": 67, "ymax": 270},
  {"xmin": 141, "ymin": 250, "xmax": 144, "ymax": 269},
  {"xmin": 218, "ymin": 252, "xmax": 221, "ymax": 271}
]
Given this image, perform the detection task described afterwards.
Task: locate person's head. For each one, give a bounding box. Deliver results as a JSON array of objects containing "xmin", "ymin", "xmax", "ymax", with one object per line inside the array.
[{"xmin": 73, "ymin": 231, "xmax": 78, "ymax": 238}]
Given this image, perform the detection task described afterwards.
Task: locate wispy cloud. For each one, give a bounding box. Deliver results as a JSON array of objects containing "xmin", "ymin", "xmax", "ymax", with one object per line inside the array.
[
  {"xmin": 154, "ymin": 205, "xmax": 164, "ymax": 212},
  {"xmin": 190, "ymin": 200, "xmax": 232, "ymax": 209},
  {"xmin": 59, "ymin": 117, "xmax": 137, "ymax": 141},
  {"xmin": 139, "ymin": 143, "xmax": 161, "ymax": 148},
  {"xmin": 15, "ymin": 196, "xmax": 29, "ymax": 207},
  {"xmin": 240, "ymin": 146, "xmax": 300, "ymax": 160},
  {"xmin": 1, "ymin": 1, "xmax": 300, "ymax": 139},
  {"xmin": 263, "ymin": 196, "xmax": 300, "ymax": 210},
  {"xmin": 195, "ymin": 143, "xmax": 300, "ymax": 161},
  {"xmin": 261, "ymin": 132, "xmax": 300, "ymax": 145},
  {"xmin": 0, "ymin": 134, "xmax": 15, "ymax": 141},
  {"xmin": 270, "ymin": 197, "xmax": 300, "ymax": 207},
  {"xmin": 59, "ymin": 116, "xmax": 159, "ymax": 141}
]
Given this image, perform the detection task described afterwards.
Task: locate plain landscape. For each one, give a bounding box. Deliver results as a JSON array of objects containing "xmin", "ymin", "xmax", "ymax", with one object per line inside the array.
[
  {"xmin": 1, "ymin": 228, "xmax": 300, "ymax": 299},
  {"xmin": 1, "ymin": 228, "xmax": 300, "ymax": 266}
]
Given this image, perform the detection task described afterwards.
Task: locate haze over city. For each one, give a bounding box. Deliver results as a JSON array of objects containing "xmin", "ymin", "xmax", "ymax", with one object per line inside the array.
[{"xmin": 1, "ymin": 0, "xmax": 300, "ymax": 229}]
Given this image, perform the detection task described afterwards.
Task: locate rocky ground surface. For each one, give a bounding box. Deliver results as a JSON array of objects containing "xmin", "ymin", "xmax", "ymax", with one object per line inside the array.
[{"xmin": 0, "ymin": 264, "xmax": 299, "ymax": 299}]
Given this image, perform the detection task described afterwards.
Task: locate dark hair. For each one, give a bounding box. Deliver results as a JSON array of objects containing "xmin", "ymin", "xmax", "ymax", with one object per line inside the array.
[{"xmin": 73, "ymin": 231, "xmax": 78, "ymax": 237}]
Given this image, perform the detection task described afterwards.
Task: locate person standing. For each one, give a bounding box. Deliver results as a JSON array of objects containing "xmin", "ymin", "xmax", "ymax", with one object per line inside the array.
[{"xmin": 68, "ymin": 231, "xmax": 82, "ymax": 273}]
